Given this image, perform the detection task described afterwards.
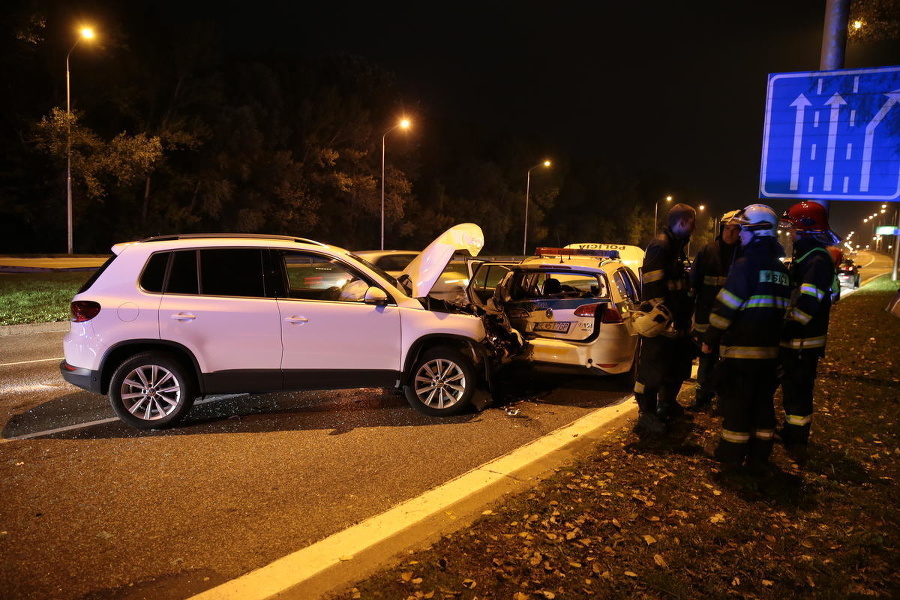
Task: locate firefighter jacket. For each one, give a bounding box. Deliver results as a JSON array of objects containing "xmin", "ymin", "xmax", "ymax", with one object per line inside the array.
[
  {"xmin": 782, "ymin": 237, "xmax": 834, "ymax": 355},
  {"xmin": 641, "ymin": 226, "xmax": 693, "ymax": 331},
  {"xmin": 689, "ymin": 237, "xmax": 740, "ymax": 334},
  {"xmin": 703, "ymin": 236, "xmax": 791, "ymax": 360}
]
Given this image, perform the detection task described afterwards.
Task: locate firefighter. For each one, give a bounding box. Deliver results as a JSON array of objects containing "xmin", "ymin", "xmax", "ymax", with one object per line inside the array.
[
  {"xmin": 778, "ymin": 201, "xmax": 841, "ymax": 454},
  {"xmin": 701, "ymin": 204, "xmax": 791, "ymax": 471},
  {"xmin": 633, "ymin": 203, "xmax": 696, "ymax": 435},
  {"xmin": 688, "ymin": 209, "xmax": 742, "ymax": 411}
]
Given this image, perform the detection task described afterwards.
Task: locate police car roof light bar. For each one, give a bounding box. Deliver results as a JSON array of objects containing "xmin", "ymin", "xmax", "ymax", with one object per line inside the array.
[{"xmin": 534, "ymin": 247, "xmax": 621, "ymax": 259}]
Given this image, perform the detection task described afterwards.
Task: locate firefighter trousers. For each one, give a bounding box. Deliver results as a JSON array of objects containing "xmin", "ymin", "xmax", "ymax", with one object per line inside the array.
[
  {"xmin": 695, "ymin": 349, "xmax": 719, "ymax": 401},
  {"xmin": 779, "ymin": 348, "xmax": 820, "ymax": 446},
  {"xmin": 715, "ymin": 358, "xmax": 779, "ymax": 466},
  {"xmin": 634, "ymin": 335, "xmax": 694, "ymax": 413}
]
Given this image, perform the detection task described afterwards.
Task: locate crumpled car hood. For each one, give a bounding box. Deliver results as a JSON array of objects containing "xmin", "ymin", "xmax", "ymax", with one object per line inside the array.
[{"xmin": 400, "ymin": 223, "xmax": 484, "ymax": 298}]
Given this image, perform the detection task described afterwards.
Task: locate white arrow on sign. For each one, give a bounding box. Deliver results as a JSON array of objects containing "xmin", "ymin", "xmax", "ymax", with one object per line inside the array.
[
  {"xmin": 861, "ymin": 89, "xmax": 900, "ymax": 192},
  {"xmin": 789, "ymin": 94, "xmax": 812, "ymax": 191},
  {"xmin": 823, "ymin": 93, "xmax": 847, "ymax": 191}
]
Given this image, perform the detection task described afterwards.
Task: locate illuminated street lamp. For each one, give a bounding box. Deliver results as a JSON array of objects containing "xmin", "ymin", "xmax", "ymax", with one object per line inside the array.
[
  {"xmin": 380, "ymin": 118, "xmax": 410, "ymax": 250},
  {"xmin": 523, "ymin": 160, "xmax": 551, "ymax": 255},
  {"xmin": 654, "ymin": 195, "xmax": 673, "ymax": 236},
  {"xmin": 66, "ymin": 26, "xmax": 96, "ymax": 255}
]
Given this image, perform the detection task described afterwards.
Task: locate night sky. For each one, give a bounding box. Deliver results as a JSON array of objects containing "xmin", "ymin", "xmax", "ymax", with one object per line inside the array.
[{"xmin": 113, "ymin": 1, "xmax": 900, "ymax": 243}]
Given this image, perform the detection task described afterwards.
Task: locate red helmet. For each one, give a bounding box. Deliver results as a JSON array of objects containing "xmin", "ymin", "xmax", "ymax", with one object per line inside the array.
[
  {"xmin": 780, "ymin": 201, "xmax": 831, "ymax": 232},
  {"xmin": 781, "ymin": 201, "xmax": 841, "ymax": 245}
]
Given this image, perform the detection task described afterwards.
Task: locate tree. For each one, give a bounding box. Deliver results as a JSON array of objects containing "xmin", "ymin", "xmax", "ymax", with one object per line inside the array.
[
  {"xmin": 849, "ymin": 0, "xmax": 900, "ymax": 41},
  {"xmin": 32, "ymin": 107, "xmax": 163, "ymax": 245}
]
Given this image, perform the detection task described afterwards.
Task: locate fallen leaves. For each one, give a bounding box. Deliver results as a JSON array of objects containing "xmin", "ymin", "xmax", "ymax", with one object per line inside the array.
[{"xmin": 338, "ymin": 285, "xmax": 900, "ymax": 600}]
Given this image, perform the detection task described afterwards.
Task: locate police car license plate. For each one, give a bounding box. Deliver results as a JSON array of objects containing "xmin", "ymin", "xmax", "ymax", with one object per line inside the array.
[{"xmin": 535, "ymin": 321, "xmax": 571, "ymax": 333}]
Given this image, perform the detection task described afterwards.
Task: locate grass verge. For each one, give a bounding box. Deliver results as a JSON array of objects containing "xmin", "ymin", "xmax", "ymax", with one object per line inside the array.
[
  {"xmin": 330, "ymin": 277, "xmax": 900, "ymax": 600},
  {"xmin": 0, "ymin": 271, "xmax": 93, "ymax": 325}
]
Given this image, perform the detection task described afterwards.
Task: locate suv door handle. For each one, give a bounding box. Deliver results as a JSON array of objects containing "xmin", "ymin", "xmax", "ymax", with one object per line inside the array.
[
  {"xmin": 171, "ymin": 312, "xmax": 196, "ymax": 321},
  {"xmin": 286, "ymin": 316, "xmax": 309, "ymax": 325}
]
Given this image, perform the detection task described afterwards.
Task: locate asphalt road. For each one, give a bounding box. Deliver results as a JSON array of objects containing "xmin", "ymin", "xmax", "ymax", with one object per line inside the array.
[{"xmin": 0, "ymin": 327, "xmax": 633, "ymax": 600}]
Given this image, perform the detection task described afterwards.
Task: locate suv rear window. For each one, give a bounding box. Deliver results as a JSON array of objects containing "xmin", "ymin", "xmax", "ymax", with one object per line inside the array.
[
  {"xmin": 167, "ymin": 250, "xmax": 199, "ymax": 295},
  {"xmin": 140, "ymin": 252, "xmax": 169, "ymax": 293}
]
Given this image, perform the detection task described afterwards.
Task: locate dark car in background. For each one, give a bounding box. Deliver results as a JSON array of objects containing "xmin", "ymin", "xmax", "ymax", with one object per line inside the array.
[{"xmin": 837, "ymin": 259, "xmax": 860, "ymax": 289}]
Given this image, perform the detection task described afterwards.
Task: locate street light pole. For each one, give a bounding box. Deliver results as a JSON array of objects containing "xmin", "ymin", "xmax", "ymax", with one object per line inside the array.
[
  {"xmin": 65, "ymin": 27, "xmax": 95, "ymax": 255},
  {"xmin": 654, "ymin": 195, "xmax": 672, "ymax": 236},
  {"xmin": 380, "ymin": 118, "xmax": 410, "ymax": 250},
  {"xmin": 523, "ymin": 160, "xmax": 551, "ymax": 255}
]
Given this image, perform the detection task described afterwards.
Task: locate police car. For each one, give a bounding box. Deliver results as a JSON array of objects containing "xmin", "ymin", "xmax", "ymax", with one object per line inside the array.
[{"xmin": 467, "ymin": 245, "xmax": 643, "ymax": 375}]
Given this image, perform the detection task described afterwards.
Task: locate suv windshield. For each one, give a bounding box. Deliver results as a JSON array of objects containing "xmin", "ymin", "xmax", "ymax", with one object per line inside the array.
[{"xmin": 348, "ymin": 253, "xmax": 399, "ymax": 287}]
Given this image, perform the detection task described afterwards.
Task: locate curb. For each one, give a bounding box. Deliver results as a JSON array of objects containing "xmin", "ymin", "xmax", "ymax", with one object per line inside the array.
[{"xmin": 0, "ymin": 321, "xmax": 69, "ymax": 336}]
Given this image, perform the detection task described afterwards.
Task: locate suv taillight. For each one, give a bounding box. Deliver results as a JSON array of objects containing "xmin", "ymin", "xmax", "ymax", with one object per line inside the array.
[
  {"xmin": 71, "ymin": 301, "xmax": 101, "ymax": 322},
  {"xmin": 574, "ymin": 303, "xmax": 623, "ymax": 323}
]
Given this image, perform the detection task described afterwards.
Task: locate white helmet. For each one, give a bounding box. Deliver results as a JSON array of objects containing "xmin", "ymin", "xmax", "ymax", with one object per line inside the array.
[
  {"xmin": 732, "ymin": 204, "xmax": 778, "ymax": 237},
  {"xmin": 632, "ymin": 300, "xmax": 672, "ymax": 338}
]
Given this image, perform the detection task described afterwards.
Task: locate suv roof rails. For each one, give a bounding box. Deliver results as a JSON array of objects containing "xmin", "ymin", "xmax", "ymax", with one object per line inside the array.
[{"xmin": 139, "ymin": 233, "xmax": 329, "ymax": 247}]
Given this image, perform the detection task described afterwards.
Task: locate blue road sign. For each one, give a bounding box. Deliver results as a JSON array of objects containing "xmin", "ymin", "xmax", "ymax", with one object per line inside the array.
[{"xmin": 760, "ymin": 65, "xmax": 900, "ymax": 201}]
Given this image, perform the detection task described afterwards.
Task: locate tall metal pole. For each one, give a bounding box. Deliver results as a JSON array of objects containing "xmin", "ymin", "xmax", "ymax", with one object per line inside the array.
[
  {"xmin": 653, "ymin": 202, "xmax": 658, "ymax": 236},
  {"xmin": 523, "ymin": 167, "xmax": 532, "ymax": 255},
  {"xmin": 820, "ymin": 0, "xmax": 849, "ymax": 71},
  {"xmin": 380, "ymin": 120, "xmax": 410, "ymax": 250},
  {"xmin": 66, "ymin": 45, "xmax": 76, "ymax": 255},
  {"xmin": 893, "ymin": 208, "xmax": 900, "ymax": 281},
  {"xmin": 381, "ymin": 130, "xmax": 388, "ymax": 251}
]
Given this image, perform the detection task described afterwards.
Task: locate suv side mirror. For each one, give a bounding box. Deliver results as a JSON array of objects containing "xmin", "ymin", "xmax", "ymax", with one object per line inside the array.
[{"xmin": 363, "ymin": 287, "xmax": 389, "ymax": 306}]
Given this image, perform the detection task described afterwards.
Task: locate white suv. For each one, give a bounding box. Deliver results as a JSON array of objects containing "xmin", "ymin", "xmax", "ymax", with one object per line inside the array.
[{"xmin": 60, "ymin": 225, "xmax": 493, "ymax": 429}]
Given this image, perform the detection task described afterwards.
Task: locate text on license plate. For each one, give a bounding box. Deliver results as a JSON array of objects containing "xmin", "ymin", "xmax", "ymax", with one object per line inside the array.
[{"xmin": 535, "ymin": 321, "xmax": 571, "ymax": 333}]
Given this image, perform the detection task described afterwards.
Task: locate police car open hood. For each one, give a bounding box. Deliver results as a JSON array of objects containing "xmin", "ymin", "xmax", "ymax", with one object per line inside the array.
[{"xmin": 400, "ymin": 223, "xmax": 484, "ymax": 298}]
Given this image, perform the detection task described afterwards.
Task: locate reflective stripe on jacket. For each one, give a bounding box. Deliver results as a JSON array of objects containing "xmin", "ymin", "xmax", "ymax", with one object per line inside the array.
[
  {"xmin": 641, "ymin": 227, "xmax": 693, "ymax": 330},
  {"xmin": 703, "ymin": 237, "xmax": 790, "ymax": 359},
  {"xmin": 782, "ymin": 239, "xmax": 833, "ymax": 355}
]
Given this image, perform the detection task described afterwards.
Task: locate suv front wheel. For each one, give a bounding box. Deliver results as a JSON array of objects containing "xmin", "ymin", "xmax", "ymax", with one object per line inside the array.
[
  {"xmin": 404, "ymin": 346, "xmax": 476, "ymax": 416},
  {"xmin": 109, "ymin": 352, "xmax": 196, "ymax": 429}
]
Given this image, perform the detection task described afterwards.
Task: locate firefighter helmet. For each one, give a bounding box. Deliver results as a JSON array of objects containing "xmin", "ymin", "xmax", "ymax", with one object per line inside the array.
[
  {"xmin": 780, "ymin": 201, "xmax": 841, "ymax": 244},
  {"xmin": 732, "ymin": 204, "xmax": 778, "ymax": 236},
  {"xmin": 631, "ymin": 300, "xmax": 672, "ymax": 338},
  {"xmin": 720, "ymin": 210, "xmax": 741, "ymax": 225},
  {"xmin": 781, "ymin": 201, "xmax": 830, "ymax": 231}
]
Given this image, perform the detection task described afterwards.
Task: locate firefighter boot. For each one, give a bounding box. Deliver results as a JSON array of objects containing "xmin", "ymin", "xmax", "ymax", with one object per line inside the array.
[
  {"xmin": 634, "ymin": 411, "xmax": 666, "ymax": 436},
  {"xmin": 633, "ymin": 392, "xmax": 666, "ymax": 436},
  {"xmin": 656, "ymin": 384, "xmax": 685, "ymax": 423},
  {"xmin": 687, "ymin": 390, "xmax": 714, "ymax": 412},
  {"xmin": 746, "ymin": 438, "xmax": 776, "ymax": 477}
]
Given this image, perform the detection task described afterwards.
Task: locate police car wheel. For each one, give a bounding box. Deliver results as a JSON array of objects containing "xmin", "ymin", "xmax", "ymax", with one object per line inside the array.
[{"xmin": 404, "ymin": 346, "xmax": 476, "ymax": 416}]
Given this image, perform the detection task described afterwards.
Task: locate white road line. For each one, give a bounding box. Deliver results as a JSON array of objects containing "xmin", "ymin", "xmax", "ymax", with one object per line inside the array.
[
  {"xmin": 188, "ymin": 396, "xmax": 637, "ymax": 600},
  {"xmin": 8, "ymin": 417, "xmax": 121, "ymax": 440},
  {"xmin": 2, "ymin": 394, "xmax": 248, "ymax": 441},
  {"xmin": 0, "ymin": 357, "xmax": 64, "ymax": 367}
]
